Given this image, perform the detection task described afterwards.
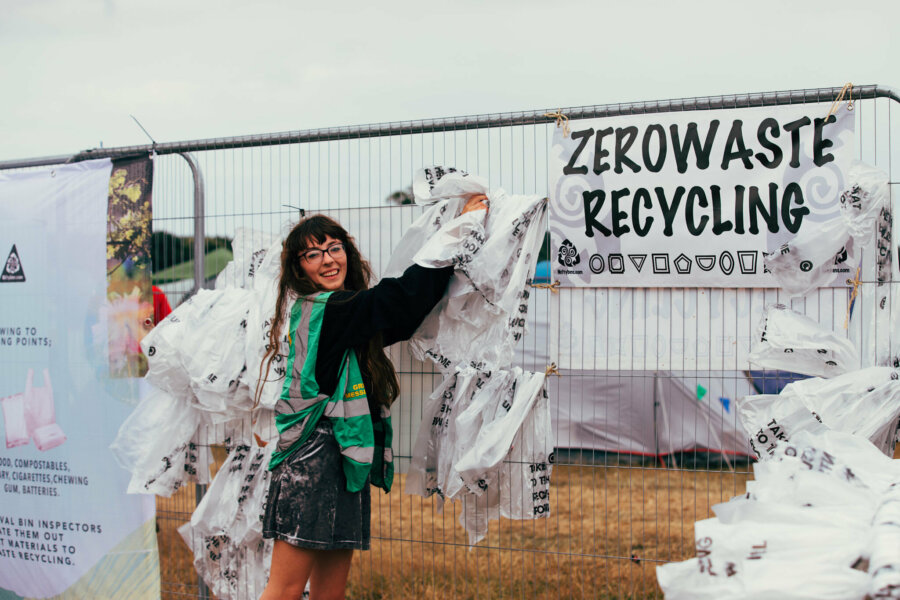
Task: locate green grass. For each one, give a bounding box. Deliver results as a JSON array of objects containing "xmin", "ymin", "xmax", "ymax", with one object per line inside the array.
[{"xmin": 151, "ymin": 248, "xmax": 233, "ymax": 285}]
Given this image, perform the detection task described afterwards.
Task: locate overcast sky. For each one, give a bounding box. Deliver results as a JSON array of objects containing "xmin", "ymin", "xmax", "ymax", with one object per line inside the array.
[{"xmin": 1, "ymin": 0, "xmax": 898, "ymax": 162}]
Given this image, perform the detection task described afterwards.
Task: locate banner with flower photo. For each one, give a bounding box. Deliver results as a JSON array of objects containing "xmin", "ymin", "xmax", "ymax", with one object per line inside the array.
[
  {"xmin": 106, "ymin": 157, "xmax": 154, "ymax": 379},
  {"xmin": 0, "ymin": 159, "xmax": 159, "ymax": 599}
]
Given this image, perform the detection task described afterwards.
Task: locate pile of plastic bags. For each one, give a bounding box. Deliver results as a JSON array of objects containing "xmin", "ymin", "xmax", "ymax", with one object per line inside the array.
[
  {"xmin": 658, "ymin": 162, "xmax": 900, "ymax": 598},
  {"xmin": 657, "ymin": 425, "xmax": 900, "ymax": 599},
  {"xmin": 396, "ymin": 167, "xmax": 555, "ymax": 544}
]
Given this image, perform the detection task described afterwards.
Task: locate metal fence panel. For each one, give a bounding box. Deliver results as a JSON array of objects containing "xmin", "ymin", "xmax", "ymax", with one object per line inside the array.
[{"xmin": 2, "ymin": 85, "xmax": 897, "ymax": 599}]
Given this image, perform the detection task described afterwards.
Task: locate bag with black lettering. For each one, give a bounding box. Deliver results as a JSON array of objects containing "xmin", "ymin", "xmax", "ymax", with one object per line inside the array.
[
  {"xmin": 779, "ymin": 367, "xmax": 900, "ymax": 454},
  {"xmin": 406, "ymin": 196, "xmax": 548, "ymax": 373},
  {"xmin": 747, "ymin": 304, "xmax": 859, "ymax": 378},
  {"xmin": 455, "ymin": 369, "xmax": 546, "ymax": 492},
  {"xmin": 181, "ymin": 290, "xmax": 254, "ymax": 418},
  {"xmin": 404, "ymin": 372, "xmax": 462, "ymax": 499},
  {"xmin": 110, "ymin": 383, "xmax": 202, "ymax": 496},
  {"xmin": 736, "ymin": 392, "xmax": 828, "ymax": 459},
  {"xmin": 215, "ymin": 228, "xmax": 280, "ymax": 290},
  {"xmin": 412, "ymin": 166, "xmax": 489, "ymax": 205}
]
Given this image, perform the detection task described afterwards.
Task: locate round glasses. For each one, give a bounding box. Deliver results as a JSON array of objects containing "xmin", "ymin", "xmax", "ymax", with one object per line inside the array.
[{"xmin": 300, "ymin": 243, "xmax": 345, "ymax": 264}]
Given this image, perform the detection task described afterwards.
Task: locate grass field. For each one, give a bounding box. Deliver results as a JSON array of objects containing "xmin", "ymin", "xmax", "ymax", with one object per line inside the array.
[
  {"xmin": 152, "ymin": 248, "xmax": 234, "ymax": 285},
  {"xmin": 158, "ymin": 462, "xmax": 751, "ymax": 599}
]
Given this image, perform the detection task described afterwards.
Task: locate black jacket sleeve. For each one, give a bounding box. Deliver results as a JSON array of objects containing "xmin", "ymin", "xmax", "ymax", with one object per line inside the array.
[{"xmin": 314, "ymin": 264, "xmax": 453, "ymax": 397}]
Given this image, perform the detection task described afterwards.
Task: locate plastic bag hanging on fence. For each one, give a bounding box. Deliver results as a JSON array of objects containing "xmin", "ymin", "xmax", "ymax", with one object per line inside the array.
[
  {"xmin": 455, "ymin": 369, "xmax": 547, "ymax": 493},
  {"xmin": 242, "ymin": 283, "xmax": 291, "ymax": 411},
  {"xmin": 179, "ymin": 439, "xmax": 274, "ymax": 600},
  {"xmin": 109, "ymin": 383, "xmax": 202, "ymax": 496},
  {"xmin": 405, "ymin": 371, "xmax": 464, "ymax": 499},
  {"xmin": 747, "ymin": 304, "xmax": 859, "ymax": 378},
  {"xmin": 178, "ymin": 524, "xmax": 272, "ymax": 600},
  {"xmin": 763, "ymin": 216, "xmax": 857, "ymax": 299},
  {"xmin": 844, "ymin": 163, "xmax": 899, "ymax": 369},
  {"xmin": 407, "ymin": 198, "xmax": 547, "ymax": 372},
  {"xmin": 412, "ymin": 166, "xmax": 489, "ymax": 205},
  {"xmin": 215, "ymin": 228, "xmax": 281, "ymax": 290},
  {"xmin": 736, "ymin": 393, "xmax": 828, "ymax": 459},
  {"xmin": 497, "ymin": 378, "xmax": 554, "ymax": 521},
  {"xmin": 779, "ymin": 367, "xmax": 900, "ymax": 454}
]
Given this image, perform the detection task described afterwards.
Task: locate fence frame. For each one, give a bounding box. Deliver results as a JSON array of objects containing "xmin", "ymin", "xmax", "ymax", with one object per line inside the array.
[{"xmin": 2, "ymin": 83, "xmax": 898, "ymax": 599}]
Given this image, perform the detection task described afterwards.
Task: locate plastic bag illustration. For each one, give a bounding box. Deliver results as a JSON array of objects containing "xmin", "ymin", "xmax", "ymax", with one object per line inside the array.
[{"xmin": 2, "ymin": 393, "xmax": 29, "ymax": 449}]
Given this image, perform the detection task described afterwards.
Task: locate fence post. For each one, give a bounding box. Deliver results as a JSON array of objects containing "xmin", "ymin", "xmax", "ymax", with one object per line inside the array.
[{"xmin": 178, "ymin": 152, "xmax": 206, "ymax": 294}]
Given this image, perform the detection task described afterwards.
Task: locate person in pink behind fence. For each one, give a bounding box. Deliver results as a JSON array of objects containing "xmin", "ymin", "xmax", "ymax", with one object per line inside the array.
[{"xmin": 257, "ymin": 196, "xmax": 486, "ymax": 600}]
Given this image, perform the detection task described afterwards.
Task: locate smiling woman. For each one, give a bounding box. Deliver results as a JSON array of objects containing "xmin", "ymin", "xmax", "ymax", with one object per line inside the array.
[{"xmin": 256, "ymin": 198, "xmax": 487, "ymax": 600}]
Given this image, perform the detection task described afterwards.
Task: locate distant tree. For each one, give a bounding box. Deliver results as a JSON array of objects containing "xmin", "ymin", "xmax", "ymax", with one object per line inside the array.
[{"xmin": 387, "ymin": 186, "xmax": 414, "ymax": 205}]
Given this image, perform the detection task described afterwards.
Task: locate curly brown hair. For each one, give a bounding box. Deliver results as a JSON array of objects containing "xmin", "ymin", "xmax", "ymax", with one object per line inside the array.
[{"xmin": 254, "ymin": 214, "xmax": 400, "ymax": 408}]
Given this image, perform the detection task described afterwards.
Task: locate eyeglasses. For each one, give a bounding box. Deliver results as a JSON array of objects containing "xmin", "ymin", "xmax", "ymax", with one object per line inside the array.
[{"xmin": 300, "ymin": 243, "xmax": 345, "ymax": 264}]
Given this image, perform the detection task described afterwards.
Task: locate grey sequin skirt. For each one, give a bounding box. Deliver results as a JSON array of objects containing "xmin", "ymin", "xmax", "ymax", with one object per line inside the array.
[{"xmin": 262, "ymin": 420, "xmax": 371, "ymax": 550}]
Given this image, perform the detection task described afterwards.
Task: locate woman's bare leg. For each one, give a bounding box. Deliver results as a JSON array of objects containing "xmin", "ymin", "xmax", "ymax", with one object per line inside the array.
[
  {"xmin": 260, "ymin": 540, "xmax": 316, "ymax": 600},
  {"xmin": 309, "ymin": 549, "xmax": 353, "ymax": 600}
]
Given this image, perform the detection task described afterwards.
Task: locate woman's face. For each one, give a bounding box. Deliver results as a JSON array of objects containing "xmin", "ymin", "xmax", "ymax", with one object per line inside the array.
[{"xmin": 298, "ymin": 235, "xmax": 348, "ymax": 291}]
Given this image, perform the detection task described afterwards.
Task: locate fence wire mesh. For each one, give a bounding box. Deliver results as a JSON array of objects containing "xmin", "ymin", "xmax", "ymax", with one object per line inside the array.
[{"xmin": 4, "ymin": 86, "xmax": 898, "ymax": 599}]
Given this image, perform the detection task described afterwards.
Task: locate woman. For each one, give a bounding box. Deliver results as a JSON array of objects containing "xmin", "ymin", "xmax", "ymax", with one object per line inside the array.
[{"xmin": 258, "ymin": 195, "xmax": 487, "ymax": 600}]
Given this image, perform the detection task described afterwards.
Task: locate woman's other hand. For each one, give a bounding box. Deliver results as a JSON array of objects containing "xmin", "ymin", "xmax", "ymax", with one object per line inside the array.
[{"xmin": 461, "ymin": 194, "xmax": 489, "ymax": 215}]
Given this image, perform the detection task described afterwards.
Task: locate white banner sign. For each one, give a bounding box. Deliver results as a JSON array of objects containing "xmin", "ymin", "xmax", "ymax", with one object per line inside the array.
[
  {"xmin": 548, "ymin": 103, "xmax": 855, "ymax": 287},
  {"xmin": 0, "ymin": 160, "xmax": 158, "ymax": 599}
]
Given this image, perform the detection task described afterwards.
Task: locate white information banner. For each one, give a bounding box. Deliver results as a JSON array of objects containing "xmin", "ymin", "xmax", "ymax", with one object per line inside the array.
[
  {"xmin": 0, "ymin": 160, "xmax": 158, "ymax": 599},
  {"xmin": 548, "ymin": 103, "xmax": 855, "ymax": 287}
]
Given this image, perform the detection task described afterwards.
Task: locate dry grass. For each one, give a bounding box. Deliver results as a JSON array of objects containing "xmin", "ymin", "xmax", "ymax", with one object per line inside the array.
[{"xmin": 157, "ymin": 462, "xmax": 750, "ymax": 599}]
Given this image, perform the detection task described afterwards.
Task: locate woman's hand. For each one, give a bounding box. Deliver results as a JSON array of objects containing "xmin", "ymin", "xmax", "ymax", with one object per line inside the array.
[{"xmin": 460, "ymin": 193, "xmax": 489, "ymax": 215}]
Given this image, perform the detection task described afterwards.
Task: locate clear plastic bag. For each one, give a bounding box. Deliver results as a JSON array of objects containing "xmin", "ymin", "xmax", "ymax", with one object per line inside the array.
[
  {"xmin": 736, "ymin": 393, "xmax": 828, "ymax": 459},
  {"xmin": 455, "ymin": 369, "xmax": 547, "ymax": 491},
  {"xmin": 179, "ymin": 439, "xmax": 274, "ymax": 600},
  {"xmin": 747, "ymin": 304, "xmax": 859, "ymax": 378},
  {"xmin": 780, "ymin": 367, "xmax": 900, "ymax": 454},
  {"xmin": 763, "ymin": 218, "xmax": 855, "ymax": 299},
  {"xmin": 412, "ymin": 166, "xmax": 489, "ymax": 205},
  {"xmin": 407, "ymin": 196, "xmax": 547, "ymax": 373},
  {"xmin": 109, "ymin": 384, "xmax": 201, "ymax": 496}
]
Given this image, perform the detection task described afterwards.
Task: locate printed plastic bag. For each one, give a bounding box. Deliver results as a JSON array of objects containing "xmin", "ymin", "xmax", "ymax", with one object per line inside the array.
[
  {"xmin": 412, "ymin": 166, "xmax": 489, "ymax": 205},
  {"xmin": 657, "ymin": 557, "xmax": 869, "ymax": 600},
  {"xmin": 110, "ymin": 384, "xmax": 201, "ymax": 496},
  {"xmin": 497, "ymin": 380, "xmax": 554, "ymax": 521},
  {"xmin": 405, "ymin": 372, "xmax": 463, "ymax": 499},
  {"xmin": 780, "ymin": 367, "xmax": 900, "ymax": 453},
  {"xmin": 747, "ymin": 304, "xmax": 859, "ymax": 378},
  {"xmin": 763, "ymin": 217, "xmax": 856, "ymax": 298},
  {"xmin": 735, "ymin": 393, "xmax": 828, "ymax": 459},
  {"xmin": 869, "ymin": 482, "xmax": 900, "ymax": 600},
  {"xmin": 845, "ymin": 163, "xmax": 898, "ymax": 369},
  {"xmin": 455, "ymin": 369, "xmax": 547, "ymax": 491},
  {"xmin": 179, "ymin": 440, "xmax": 274, "ymax": 600},
  {"xmin": 242, "ymin": 283, "xmax": 292, "ymax": 411},
  {"xmin": 407, "ymin": 197, "xmax": 547, "ymax": 373},
  {"xmin": 178, "ymin": 523, "xmax": 272, "ymax": 600},
  {"xmin": 215, "ymin": 228, "xmax": 280, "ymax": 290}
]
